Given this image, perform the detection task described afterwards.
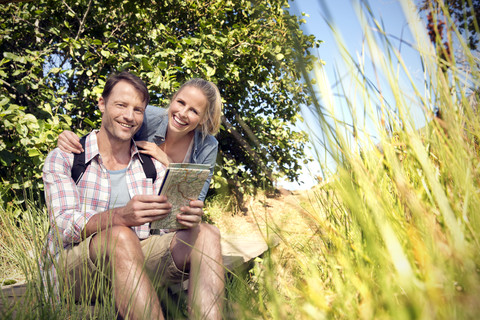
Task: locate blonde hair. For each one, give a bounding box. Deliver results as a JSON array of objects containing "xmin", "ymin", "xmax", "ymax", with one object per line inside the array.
[{"xmin": 171, "ymin": 78, "xmax": 223, "ymax": 137}]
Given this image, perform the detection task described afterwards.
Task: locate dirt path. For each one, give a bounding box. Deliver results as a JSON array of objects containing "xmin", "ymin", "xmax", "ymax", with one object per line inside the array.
[{"xmin": 213, "ymin": 187, "xmax": 323, "ymax": 244}]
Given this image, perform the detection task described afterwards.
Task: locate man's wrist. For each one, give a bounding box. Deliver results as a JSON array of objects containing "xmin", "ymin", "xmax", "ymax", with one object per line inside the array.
[
  {"xmin": 110, "ymin": 207, "xmax": 127, "ymax": 227},
  {"xmin": 110, "ymin": 207, "xmax": 120, "ymax": 227}
]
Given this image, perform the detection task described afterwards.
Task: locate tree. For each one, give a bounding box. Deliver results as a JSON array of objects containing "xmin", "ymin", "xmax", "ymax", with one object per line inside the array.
[
  {"xmin": 418, "ymin": 0, "xmax": 480, "ymax": 118},
  {"xmin": 0, "ymin": 0, "xmax": 319, "ymax": 205},
  {"xmin": 419, "ymin": 0, "xmax": 480, "ymax": 50}
]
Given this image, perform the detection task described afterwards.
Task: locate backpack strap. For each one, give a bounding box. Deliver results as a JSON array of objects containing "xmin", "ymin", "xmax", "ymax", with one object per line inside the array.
[
  {"xmin": 139, "ymin": 153, "xmax": 157, "ymax": 182},
  {"xmin": 71, "ymin": 134, "xmax": 157, "ymax": 184},
  {"xmin": 71, "ymin": 135, "xmax": 89, "ymax": 184}
]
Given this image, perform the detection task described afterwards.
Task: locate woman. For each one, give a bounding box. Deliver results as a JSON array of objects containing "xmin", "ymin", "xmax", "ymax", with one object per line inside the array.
[{"xmin": 58, "ymin": 78, "xmax": 223, "ymax": 201}]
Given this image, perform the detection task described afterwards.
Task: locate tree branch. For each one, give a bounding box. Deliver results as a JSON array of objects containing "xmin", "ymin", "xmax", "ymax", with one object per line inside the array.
[
  {"xmin": 233, "ymin": 109, "xmax": 276, "ymax": 166},
  {"xmin": 0, "ymin": 0, "xmax": 34, "ymax": 4},
  {"xmin": 75, "ymin": 0, "xmax": 93, "ymax": 41},
  {"xmin": 221, "ymin": 115, "xmax": 274, "ymax": 182}
]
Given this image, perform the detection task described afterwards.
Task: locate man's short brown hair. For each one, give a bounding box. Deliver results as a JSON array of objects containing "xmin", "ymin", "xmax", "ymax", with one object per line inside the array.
[{"xmin": 102, "ymin": 71, "xmax": 150, "ymax": 106}]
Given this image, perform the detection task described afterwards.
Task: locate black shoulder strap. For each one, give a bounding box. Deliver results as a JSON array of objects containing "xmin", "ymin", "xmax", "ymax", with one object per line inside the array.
[
  {"xmin": 71, "ymin": 135, "xmax": 89, "ymax": 184},
  {"xmin": 71, "ymin": 135, "xmax": 157, "ymax": 184},
  {"xmin": 139, "ymin": 153, "xmax": 157, "ymax": 182}
]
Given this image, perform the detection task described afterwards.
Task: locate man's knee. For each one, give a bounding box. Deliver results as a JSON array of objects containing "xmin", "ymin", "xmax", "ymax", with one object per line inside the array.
[
  {"xmin": 109, "ymin": 225, "xmax": 138, "ymax": 243},
  {"xmin": 175, "ymin": 223, "xmax": 221, "ymax": 249},
  {"xmin": 171, "ymin": 223, "xmax": 221, "ymax": 269},
  {"xmin": 198, "ymin": 223, "xmax": 221, "ymax": 242},
  {"xmin": 90, "ymin": 226, "xmax": 141, "ymax": 261}
]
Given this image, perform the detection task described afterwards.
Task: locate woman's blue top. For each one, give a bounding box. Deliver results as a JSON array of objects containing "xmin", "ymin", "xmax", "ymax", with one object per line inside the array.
[{"xmin": 134, "ymin": 106, "xmax": 218, "ymax": 201}]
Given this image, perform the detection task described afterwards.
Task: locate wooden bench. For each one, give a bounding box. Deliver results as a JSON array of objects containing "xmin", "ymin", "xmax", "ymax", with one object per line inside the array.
[
  {"xmin": 221, "ymin": 233, "xmax": 272, "ymax": 271},
  {"xmin": 1, "ymin": 233, "xmax": 274, "ymax": 315}
]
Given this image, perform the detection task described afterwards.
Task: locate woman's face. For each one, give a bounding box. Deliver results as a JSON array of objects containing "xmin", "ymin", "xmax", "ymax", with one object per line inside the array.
[{"xmin": 168, "ymin": 86, "xmax": 207, "ymax": 136}]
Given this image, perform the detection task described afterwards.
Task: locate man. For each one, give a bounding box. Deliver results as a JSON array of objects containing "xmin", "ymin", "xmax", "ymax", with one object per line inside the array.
[{"xmin": 42, "ymin": 71, "xmax": 224, "ymax": 319}]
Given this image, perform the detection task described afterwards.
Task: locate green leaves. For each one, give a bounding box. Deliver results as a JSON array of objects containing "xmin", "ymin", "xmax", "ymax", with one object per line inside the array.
[
  {"xmin": 3, "ymin": 52, "xmax": 27, "ymax": 64},
  {"xmin": 0, "ymin": 0, "xmax": 318, "ymax": 205}
]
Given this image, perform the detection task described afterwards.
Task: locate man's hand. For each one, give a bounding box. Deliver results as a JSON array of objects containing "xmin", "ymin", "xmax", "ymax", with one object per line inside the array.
[
  {"xmin": 176, "ymin": 200, "xmax": 204, "ymax": 229},
  {"xmin": 115, "ymin": 194, "xmax": 172, "ymax": 227},
  {"xmin": 58, "ymin": 130, "xmax": 83, "ymax": 153}
]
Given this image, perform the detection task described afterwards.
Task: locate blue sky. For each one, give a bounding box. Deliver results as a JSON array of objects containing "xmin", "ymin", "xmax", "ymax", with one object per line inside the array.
[{"xmin": 280, "ymin": 0, "xmax": 427, "ymax": 190}]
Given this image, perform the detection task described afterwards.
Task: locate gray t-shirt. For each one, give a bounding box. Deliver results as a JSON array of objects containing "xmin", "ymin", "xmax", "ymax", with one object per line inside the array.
[{"xmin": 108, "ymin": 167, "xmax": 130, "ymax": 209}]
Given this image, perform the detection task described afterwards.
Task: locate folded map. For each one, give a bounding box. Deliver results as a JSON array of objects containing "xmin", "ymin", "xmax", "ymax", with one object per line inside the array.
[{"xmin": 150, "ymin": 163, "xmax": 210, "ymax": 230}]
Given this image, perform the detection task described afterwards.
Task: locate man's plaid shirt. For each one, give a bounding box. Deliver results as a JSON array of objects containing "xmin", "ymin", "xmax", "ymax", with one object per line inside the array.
[{"xmin": 41, "ymin": 131, "xmax": 166, "ymax": 297}]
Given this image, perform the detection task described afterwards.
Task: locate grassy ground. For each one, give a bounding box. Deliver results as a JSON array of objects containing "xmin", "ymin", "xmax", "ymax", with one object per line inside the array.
[
  {"xmin": 1, "ymin": 127, "xmax": 479, "ymax": 319},
  {"xmin": 0, "ymin": 186, "xmax": 315, "ymax": 319},
  {"xmin": 218, "ymin": 1, "xmax": 480, "ymax": 318}
]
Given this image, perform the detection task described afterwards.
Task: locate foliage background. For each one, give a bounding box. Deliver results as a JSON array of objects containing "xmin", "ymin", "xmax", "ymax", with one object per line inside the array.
[
  {"xmin": 419, "ymin": 0, "xmax": 480, "ymax": 50},
  {"xmin": 0, "ymin": 0, "xmax": 319, "ymax": 205}
]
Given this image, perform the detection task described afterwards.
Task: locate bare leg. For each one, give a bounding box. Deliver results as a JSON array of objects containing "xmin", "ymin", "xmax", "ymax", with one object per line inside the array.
[
  {"xmin": 89, "ymin": 226, "xmax": 163, "ymax": 320},
  {"xmin": 171, "ymin": 223, "xmax": 224, "ymax": 320}
]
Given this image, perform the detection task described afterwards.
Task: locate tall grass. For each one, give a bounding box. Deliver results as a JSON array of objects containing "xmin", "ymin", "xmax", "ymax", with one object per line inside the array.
[
  {"xmin": 2, "ymin": 0, "xmax": 480, "ymax": 319},
  {"xmin": 240, "ymin": 0, "xmax": 480, "ymax": 318}
]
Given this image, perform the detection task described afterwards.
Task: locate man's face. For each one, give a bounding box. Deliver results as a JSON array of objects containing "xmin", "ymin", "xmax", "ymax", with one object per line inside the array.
[{"xmin": 98, "ymin": 80, "xmax": 146, "ymax": 142}]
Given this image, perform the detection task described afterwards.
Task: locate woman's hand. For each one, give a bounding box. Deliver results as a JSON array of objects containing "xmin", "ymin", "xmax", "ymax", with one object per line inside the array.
[
  {"xmin": 58, "ymin": 130, "xmax": 83, "ymax": 153},
  {"xmin": 136, "ymin": 140, "xmax": 171, "ymax": 166}
]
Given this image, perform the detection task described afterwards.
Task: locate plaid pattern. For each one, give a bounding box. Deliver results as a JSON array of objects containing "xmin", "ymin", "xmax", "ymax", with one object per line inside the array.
[{"xmin": 41, "ymin": 131, "xmax": 166, "ymax": 297}]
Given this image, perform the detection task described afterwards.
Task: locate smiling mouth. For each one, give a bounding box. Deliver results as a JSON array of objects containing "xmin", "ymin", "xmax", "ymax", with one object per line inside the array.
[
  {"xmin": 173, "ymin": 115, "xmax": 187, "ymax": 126},
  {"xmin": 119, "ymin": 122, "xmax": 134, "ymax": 128}
]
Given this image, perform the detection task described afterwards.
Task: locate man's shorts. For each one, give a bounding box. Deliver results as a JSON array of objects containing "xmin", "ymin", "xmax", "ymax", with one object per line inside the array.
[{"xmin": 58, "ymin": 232, "xmax": 189, "ymax": 303}]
